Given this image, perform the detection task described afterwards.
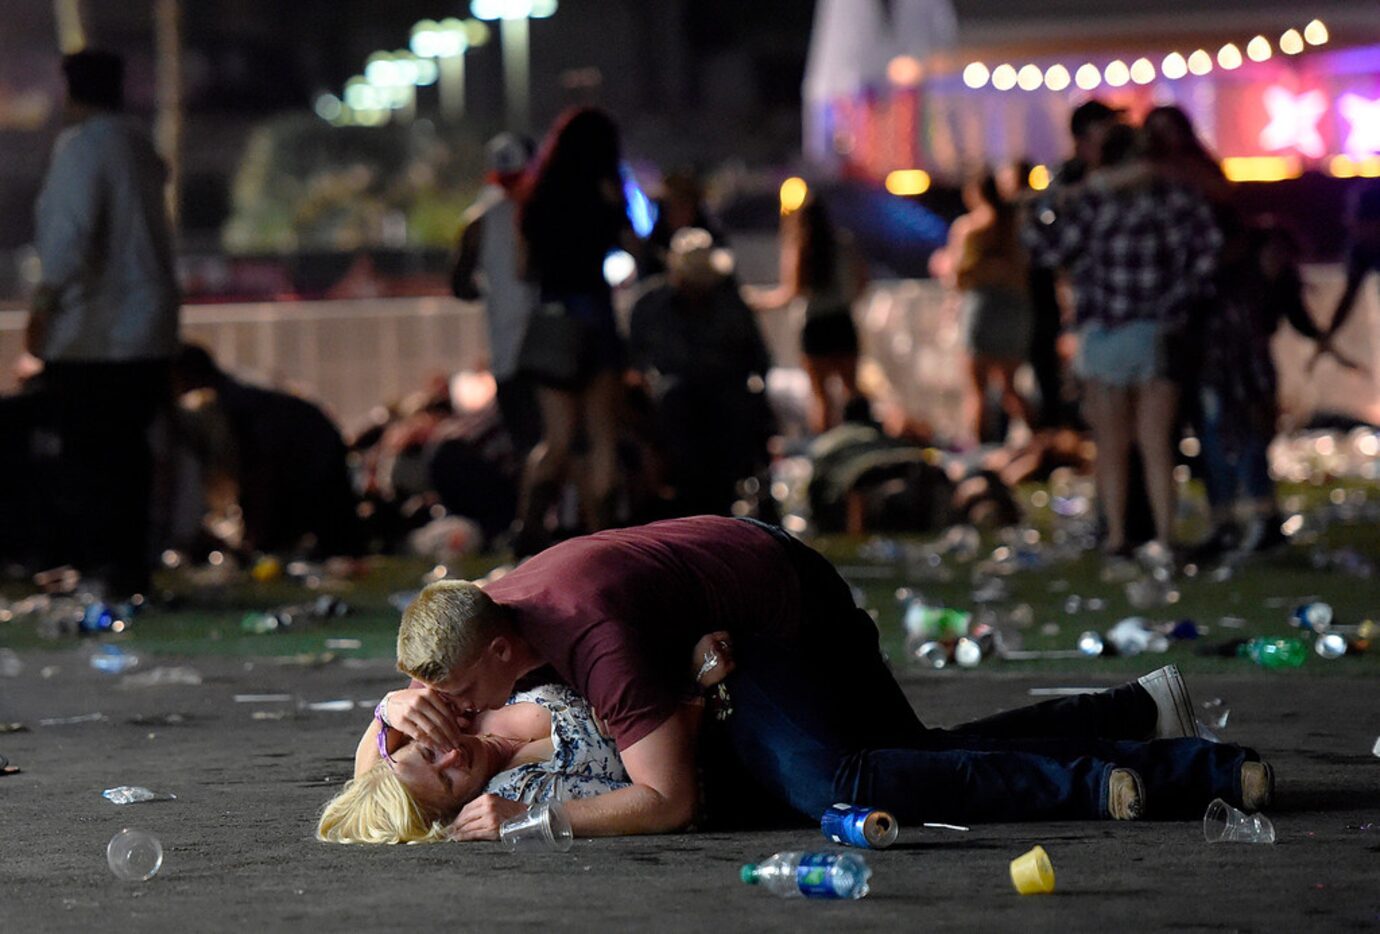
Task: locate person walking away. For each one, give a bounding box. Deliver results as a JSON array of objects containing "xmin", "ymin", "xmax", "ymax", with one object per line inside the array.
[
  {"xmin": 451, "ymin": 133, "xmax": 541, "ymax": 457},
  {"xmin": 939, "ymin": 170, "xmax": 1035, "ymax": 445},
  {"xmin": 26, "ymin": 50, "xmax": 180, "ymax": 597},
  {"xmin": 749, "ymin": 195, "xmax": 867, "ymax": 433},
  {"xmin": 511, "ymin": 108, "xmax": 636, "ymax": 555}
]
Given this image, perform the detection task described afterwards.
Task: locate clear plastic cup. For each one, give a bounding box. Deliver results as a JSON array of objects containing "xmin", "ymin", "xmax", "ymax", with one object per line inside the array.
[
  {"xmin": 1203, "ymin": 798, "xmax": 1275, "ymax": 844},
  {"xmin": 107, "ymin": 828, "xmax": 163, "ymax": 881},
  {"xmin": 1009, "ymin": 844, "xmax": 1055, "ymax": 894},
  {"xmin": 499, "ymin": 801, "xmax": 573, "ymax": 853}
]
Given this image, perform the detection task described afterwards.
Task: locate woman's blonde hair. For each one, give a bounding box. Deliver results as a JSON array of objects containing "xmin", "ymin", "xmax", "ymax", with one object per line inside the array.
[
  {"xmin": 396, "ymin": 580, "xmax": 512, "ymax": 684},
  {"xmin": 316, "ymin": 764, "xmax": 447, "ymax": 845}
]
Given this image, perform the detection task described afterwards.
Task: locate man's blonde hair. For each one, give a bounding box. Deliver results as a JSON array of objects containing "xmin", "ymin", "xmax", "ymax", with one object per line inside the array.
[
  {"xmin": 315, "ymin": 764, "xmax": 446, "ymax": 845},
  {"xmin": 396, "ymin": 580, "xmax": 512, "ymax": 683}
]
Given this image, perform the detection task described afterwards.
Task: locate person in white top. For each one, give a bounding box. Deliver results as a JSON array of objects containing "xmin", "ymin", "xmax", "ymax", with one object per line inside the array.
[
  {"xmin": 451, "ymin": 133, "xmax": 540, "ymax": 455},
  {"xmin": 25, "ymin": 49, "xmax": 180, "ymax": 596}
]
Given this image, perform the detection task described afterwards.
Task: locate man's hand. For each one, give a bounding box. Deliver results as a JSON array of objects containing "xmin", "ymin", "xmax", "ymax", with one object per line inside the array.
[
  {"xmin": 447, "ymin": 794, "xmax": 529, "ymax": 841},
  {"xmin": 382, "ymin": 687, "xmax": 472, "ymax": 751},
  {"xmin": 691, "ymin": 631, "xmax": 735, "ymax": 689}
]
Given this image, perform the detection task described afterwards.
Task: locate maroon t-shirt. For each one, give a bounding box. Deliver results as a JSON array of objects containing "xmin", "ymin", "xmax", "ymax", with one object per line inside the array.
[{"xmin": 485, "ymin": 516, "xmax": 800, "ymax": 750}]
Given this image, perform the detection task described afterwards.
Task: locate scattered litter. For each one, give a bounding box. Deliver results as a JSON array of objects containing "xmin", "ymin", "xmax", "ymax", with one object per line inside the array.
[
  {"xmin": 119, "ymin": 666, "xmax": 203, "ymax": 688},
  {"xmin": 274, "ymin": 652, "xmax": 337, "ymax": 668},
  {"xmin": 127, "ymin": 713, "xmax": 190, "ymax": 726},
  {"xmin": 1314, "ymin": 633, "xmax": 1349, "ymax": 659},
  {"xmin": 252, "ymin": 710, "xmax": 289, "ymax": 720},
  {"xmin": 1345, "ymin": 822, "xmax": 1379, "ymax": 832},
  {"xmin": 1240, "ymin": 637, "xmax": 1307, "ymax": 669},
  {"xmin": 103, "ymin": 786, "xmax": 175, "ymax": 805},
  {"xmin": 90, "ymin": 645, "xmax": 139, "ymax": 674},
  {"xmin": 0, "ymin": 722, "xmax": 28, "ymax": 733},
  {"xmin": 821, "ymin": 804, "xmax": 898, "ymax": 849},
  {"xmin": 388, "ymin": 591, "xmax": 419, "ymax": 613},
  {"xmin": 740, "ymin": 851, "xmax": 871, "ymax": 899},
  {"xmin": 107, "ymin": 829, "xmax": 163, "ymax": 882},
  {"xmin": 922, "ymin": 822, "xmax": 970, "ymax": 832},
  {"xmin": 1218, "ymin": 616, "xmax": 1247, "ymax": 629},
  {"xmin": 1291, "ymin": 602, "xmax": 1333, "ymax": 633},
  {"xmin": 324, "ymin": 638, "xmax": 362, "ymax": 650},
  {"xmin": 1373, "ymin": 737, "xmax": 1380, "ymax": 758},
  {"xmin": 1010, "ymin": 845, "xmax": 1055, "ymax": 895},
  {"xmin": 1201, "ymin": 698, "xmax": 1230, "ymax": 730},
  {"xmin": 1028, "ymin": 687, "xmax": 1099, "ymax": 696},
  {"xmin": 234, "ymin": 693, "xmax": 294, "ymax": 703},
  {"xmin": 305, "ymin": 699, "xmax": 354, "ymax": 712},
  {"xmin": 1002, "ymin": 649, "xmax": 1084, "ymax": 660},
  {"xmin": 38, "ymin": 713, "xmax": 106, "ymax": 726},
  {"xmin": 1203, "ymin": 798, "xmax": 1275, "ymax": 844},
  {"xmin": 0, "ymin": 648, "xmax": 22, "ymax": 677}
]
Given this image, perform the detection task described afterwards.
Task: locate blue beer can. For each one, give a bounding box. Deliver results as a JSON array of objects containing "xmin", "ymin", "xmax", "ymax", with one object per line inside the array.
[
  {"xmin": 820, "ymin": 804, "xmax": 898, "ymax": 849},
  {"xmin": 1291, "ymin": 602, "xmax": 1333, "ymax": 633}
]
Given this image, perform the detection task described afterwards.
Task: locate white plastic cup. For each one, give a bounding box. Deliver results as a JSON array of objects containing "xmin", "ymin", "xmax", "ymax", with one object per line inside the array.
[
  {"xmin": 1203, "ymin": 798, "xmax": 1275, "ymax": 845},
  {"xmin": 107, "ymin": 828, "xmax": 163, "ymax": 881},
  {"xmin": 499, "ymin": 801, "xmax": 573, "ymax": 853}
]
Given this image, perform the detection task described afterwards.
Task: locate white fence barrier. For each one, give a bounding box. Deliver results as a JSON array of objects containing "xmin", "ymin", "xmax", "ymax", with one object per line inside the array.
[{"xmin": 1, "ymin": 266, "xmax": 1376, "ymax": 437}]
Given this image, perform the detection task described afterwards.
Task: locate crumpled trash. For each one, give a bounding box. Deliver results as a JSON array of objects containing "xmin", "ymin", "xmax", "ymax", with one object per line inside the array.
[
  {"xmin": 408, "ymin": 515, "xmax": 483, "ymax": 561},
  {"xmin": 103, "ymin": 785, "xmax": 175, "ymax": 805},
  {"xmin": 118, "ymin": 666, "xmax": 203, "ymax": 689},
  {"xmin": 89, "ymin": 646, "xmax": 139, "ymax": 674},
  {"xmin": 38, "ymin": 712, "xmax": 106, "ymax": 726},
  {"xmin": 1126, "ymin": 576, "xmax": 1179, "ymax": 610},
  {"xmin": 1105, "ymin": 617, "xmax": 1169, "ymax": 656},
  {"xmin": 1201, "ymin": 698, "xmax": 1230, "ymax": 730},
  {"xmin": 0, "ymin": 648, "xmax": 22, "ymax": 677}
]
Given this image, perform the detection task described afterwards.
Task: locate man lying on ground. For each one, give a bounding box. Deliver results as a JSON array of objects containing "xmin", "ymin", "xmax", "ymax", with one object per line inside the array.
[{"xmin": 324, "ymin": 517, "xmax": 1273, "ymax": 842}]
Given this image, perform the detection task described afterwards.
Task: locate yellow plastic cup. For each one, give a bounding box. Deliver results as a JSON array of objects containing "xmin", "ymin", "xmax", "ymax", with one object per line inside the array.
[{"xmin": 1009, "ymin": 845, "xmax": 1055, "ymax": 895}]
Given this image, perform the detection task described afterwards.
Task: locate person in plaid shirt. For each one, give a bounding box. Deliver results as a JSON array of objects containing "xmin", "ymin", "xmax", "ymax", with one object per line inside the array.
[{"xmin": 1026, "ymin": 124, "xmax": 1222, "ymax": 558}]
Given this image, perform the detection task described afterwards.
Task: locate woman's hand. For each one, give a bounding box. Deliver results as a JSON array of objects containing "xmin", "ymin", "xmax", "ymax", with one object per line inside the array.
[
  {"xmin": 691, "ymin": 631, "xmax": 734, "ymax": 688},
  {"xmin": 381, "ymin": 687, "xmax": 471, "ymax": 751},
  {"xmin": 446, "ymin": 794, "xmax": 529, "ymax": 841}
]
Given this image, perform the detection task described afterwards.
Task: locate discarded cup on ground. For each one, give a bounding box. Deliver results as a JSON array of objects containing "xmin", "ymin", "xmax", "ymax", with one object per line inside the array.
[
  {"xmin": 1372, "ymin": 737, "xmax": 1380, "ymax": 758},
  {"xmin": 107, "ymin": 828, "xmax": 163, "ymax": 881},
  {"xmin": 1076, "ymin": 631, "xmax": 1104, "ymax": 657},
  {"xmin": 103, "ymin": 785, "xmax": 171, "ymax": 805},
  {"xmin": 1203, "ymin": 798, "xmax": 1275, "ymax": 844},
  {"xmin": 500, "ymin": 800, "xmax": 573, "ymax": 852},
  {"xmin": 1009, "ymin": 844, "xmax": 1055, "ymax": 894},
  {"xmin": 1315, "ymin": 633, "xmax": 1348, "ymax": 659}
]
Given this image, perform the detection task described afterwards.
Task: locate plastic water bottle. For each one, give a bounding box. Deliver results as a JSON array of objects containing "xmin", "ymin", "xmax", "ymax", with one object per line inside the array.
[
  {"xmin": 740, "ymin": 852, "xmax": 871, "ymax": 899},
  {"xmin": 1239, "ymin": 637, "xmax": 1307, "ymax": 669}
]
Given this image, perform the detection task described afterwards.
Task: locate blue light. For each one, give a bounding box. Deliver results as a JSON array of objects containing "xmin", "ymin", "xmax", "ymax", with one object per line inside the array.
[{"xmin": 621, "ymin": 163, "xmax": 657, "ymax": 239}]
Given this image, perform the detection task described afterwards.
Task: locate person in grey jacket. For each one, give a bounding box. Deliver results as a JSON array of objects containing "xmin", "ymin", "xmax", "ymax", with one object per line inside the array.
[{"xmin": 26, "ymin": 49, "xmax": 180, "ymax": 596}]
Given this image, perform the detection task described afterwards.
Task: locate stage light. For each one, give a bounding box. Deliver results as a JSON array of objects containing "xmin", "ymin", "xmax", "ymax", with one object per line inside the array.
[
  {"xmin": 1280, "ymin": 29, "xmax": 1304, "ymax": 55},
  {"xmin": 1304, "ymin": 19, "xmax": 1328, "ymax": 46},
  {"xmin": 1339, "ymin": 94, "xmax": 1380, "ymax": 157},
  {"xmin": 885, "ymin": 169, "xmax": 932, "ymax": 195},
  {"xmin": 963, "ymin": 62, "xmax": 990, "ymax": 89},
  {"xmin": 1217, "ymin": 43, "xmax": 1243, "ymax": 70},
  {"xmin": 1043, "ymin": 64, "xmax": 1070, "ymax": 92},
  {"xmin": 779, "ymin": 177, "xmax": 808, "ymax": 215},
  {"xmin": 1130, "ymin": 58, "xmax": 1155, "ymax": 84},
  {"xmin": 1260, "ymin": 86, "xmax": 1328, "ymax": 159},
  {"xmin": 1074, "ymin": 63, "xmax": 1101, "ymax": 90},
  {"xmin": 888, "ymin": 55, "xmax": 924, "ymax": 86},
  {"xmin": 991, "ymin": 63, "xmax": 1018, "ymax": 90},
  {"xmin": 1028, "ymin": 164, "xmax": 1051, "ymax": 191},
  {"xmin": 1247, "ymin": 36, "xmax": 1272, "ymax": 62},
  {"xmin": 1188, "ymin": 49, "xmax": 1213, "ymax": 75},
  {"xmin": 1220, "ymin": 156, "xmax": 1302, "ymax": 183},
  {"xmin": 1161, "ymin": 52, "xmax": 1187, "ymax": 80},
  {"xmin": 1103, "ymin": 59, "xmax": 1129, "ymax": 87},
  {"xmin": 1017, "ymin": 64, "xmax": 1043, "ymax": 91}
]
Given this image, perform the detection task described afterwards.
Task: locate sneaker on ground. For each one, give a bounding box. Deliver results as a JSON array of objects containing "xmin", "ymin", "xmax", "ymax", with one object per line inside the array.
[
  {"xmin": 1240, "ymin": 761, "xmax": 1275, "ymax": 811},
  {"xmin": 1107, "ymin": 767, "xmax": 1145, "ymax": 820},
  {"xmin": 1137, "ymin": 663, "xmax": 1198, "ymax": 739}
]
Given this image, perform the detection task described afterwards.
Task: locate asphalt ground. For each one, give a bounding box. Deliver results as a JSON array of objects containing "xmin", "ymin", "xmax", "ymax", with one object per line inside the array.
[{"xmin": 2, "ymin": 646, "xmax": 1378, "ymax": 933}]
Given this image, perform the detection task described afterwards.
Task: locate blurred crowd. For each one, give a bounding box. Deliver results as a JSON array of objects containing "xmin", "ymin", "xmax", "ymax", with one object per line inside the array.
[{"xmin": 3, "ymin": 49, "xmax": 1378, "ymax": 598}]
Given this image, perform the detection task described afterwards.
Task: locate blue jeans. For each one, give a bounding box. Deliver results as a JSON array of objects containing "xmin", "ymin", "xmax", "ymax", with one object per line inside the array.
[
  {"xmin": 709, "ymin": 521, "xmax": 1254, "ymax": 824},
  {"xmin": 1198, "ymin": 386, "xmax": 1274, "ymax": 509}
]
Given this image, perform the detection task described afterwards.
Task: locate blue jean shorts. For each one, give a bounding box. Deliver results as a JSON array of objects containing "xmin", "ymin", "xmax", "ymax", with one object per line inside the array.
[{"xmin": 1074, "ymin": 320, "xmax": 1171, "ymax": 387}]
